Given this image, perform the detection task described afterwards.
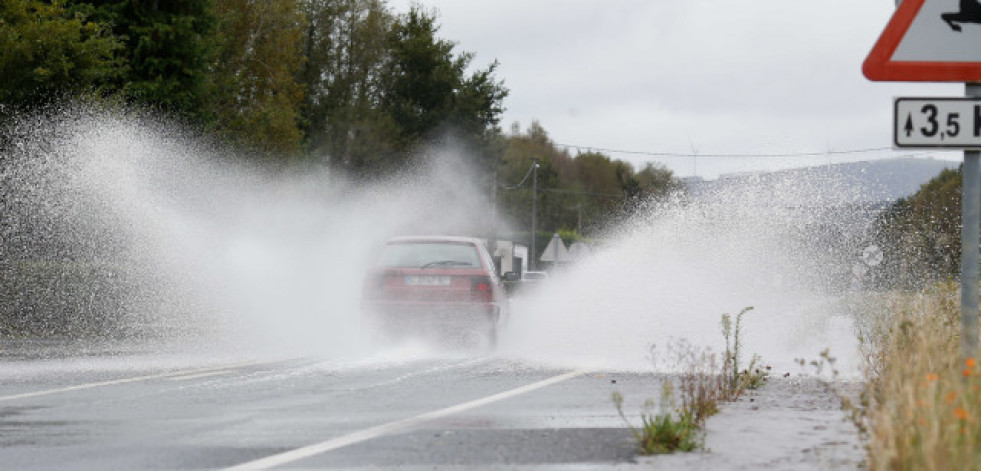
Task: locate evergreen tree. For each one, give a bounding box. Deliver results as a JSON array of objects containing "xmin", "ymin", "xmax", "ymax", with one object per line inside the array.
[
  {"xmin": 77, "ymin": 0, "xmax": 217, "ymax": 121},
  {"xmin": 0, "ymin": 0, "xmax": 121, "ymax": 111},
  {"xmin": 380, "ymin": 5, "xmax": 507, "ymax": 170}
]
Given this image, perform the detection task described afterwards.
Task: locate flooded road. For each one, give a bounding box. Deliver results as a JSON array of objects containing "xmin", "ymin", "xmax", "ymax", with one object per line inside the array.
[
  {"xmin": 0, "ymin": 348, "xmax": 645, "ymax": 469},
  {"xmin": 0, "ymin": 345, "xmax": 861, "ymax": 470}
]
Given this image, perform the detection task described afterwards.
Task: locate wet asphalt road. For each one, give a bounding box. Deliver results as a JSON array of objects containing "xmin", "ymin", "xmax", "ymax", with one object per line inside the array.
[{"xmin": 0, "ymin": 348, "xmax": 658, "ymax": 470}]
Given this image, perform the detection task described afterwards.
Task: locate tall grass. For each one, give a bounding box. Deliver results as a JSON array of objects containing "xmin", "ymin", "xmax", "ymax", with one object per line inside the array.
[
  {"xmin": 854, "ymin": 283, "xmax": 981, "ymax": 470},
  {"xmin": 613, "ymin": 382, "xmax": 700, "ymax": 455},
  {"xmin": 721, "ymin": 306, "xmax": 766, "ymax": 397},
  {"xmin": 614, "ymin": 307, "xmax": 767, "ymax": 455}
]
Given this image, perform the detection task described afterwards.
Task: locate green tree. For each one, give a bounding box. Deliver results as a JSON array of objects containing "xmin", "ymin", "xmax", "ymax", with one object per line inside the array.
[
  {"xmin": 499, "ymin": 122, "xmax": 572, "ymax": 239},
  {"xmin": 383, "ymin": 6, "xmax": 461, "ymax": 145},
  {"xmin": 299, "ymin": 0, "xmax": 397, "ymax": 170},
  {"xmin": 208, "ymin": 0, "xmax": 305, "ymax": 155},
  {"xmin": 298, "ymin": 3, "xmax": 506, "ymax": 175},
  {"xmin": 0, "ymin": 0, "xmax": 121, "ymax": 111},
  {"xmin": 380, "ymin": 5, "xmax": 507, "ymax": 170},
  {"xmin": 874, "ymin": 166, "xmax": 962, "ymax": 288},
  {"xmin": 498, "ymin": 121, "xmax": 683, "ymax": 238},
  {"xmin": 574, "ymin": 152, "xmax": 622, "ymax": 196},
  {"xmin": 636, "ymin": 162, "xmax": 681, "ymax": 200},
  {"xmin": 77, "ymin": 0, "xmax": 217, "ymax": 121}
]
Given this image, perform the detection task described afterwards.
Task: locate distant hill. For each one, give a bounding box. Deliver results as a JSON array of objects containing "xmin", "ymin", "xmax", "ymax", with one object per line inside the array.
[{"xmin": 684, "ymin": 158, "xmax": 959, "ymax": 206}]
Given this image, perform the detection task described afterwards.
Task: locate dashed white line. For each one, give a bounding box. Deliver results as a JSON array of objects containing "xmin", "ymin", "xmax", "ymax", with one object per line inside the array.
[
  {"xmin": 222, "ymin": 368, "xmax": 591, "ymax": 471},
  {"xmin": 0, "ymin": 360, "xmax": 286, "ymax": 402}
]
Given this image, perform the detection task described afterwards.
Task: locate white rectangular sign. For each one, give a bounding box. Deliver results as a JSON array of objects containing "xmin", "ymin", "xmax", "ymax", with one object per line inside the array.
[{"xmin": 895, "ymin": 97, "xmax": 981, "ymax": 148}]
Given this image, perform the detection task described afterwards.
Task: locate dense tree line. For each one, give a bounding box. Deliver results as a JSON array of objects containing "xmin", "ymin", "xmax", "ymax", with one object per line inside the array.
[
  {"xmin": 873, "ymin": 167, "xmax": 962, "ymax": 289},
  {"xmin": 0, "ymin": 0, "xmax": 679, "ymax": 236},
  {"xmin": 0, "ymin": 1, "xmax": 505, "ymax": 161},
  {"xmin": 498, "ymin": 121, "xmax": 680, "ymax": 239}
]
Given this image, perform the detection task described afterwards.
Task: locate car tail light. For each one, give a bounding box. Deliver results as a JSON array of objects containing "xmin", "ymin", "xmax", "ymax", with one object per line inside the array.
[
  {"xmin": 472, "ymin": 278, "xmax": 490, "ymax": 292},
  {"xmin": 471, "ymin": 276, "xmax": 493, "ymax": 301}
]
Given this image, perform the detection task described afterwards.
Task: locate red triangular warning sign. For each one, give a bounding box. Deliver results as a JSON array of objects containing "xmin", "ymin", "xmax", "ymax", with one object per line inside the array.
[{"xmin": 864, "ymin": 0, "xmax": 981, "ymax": 82}]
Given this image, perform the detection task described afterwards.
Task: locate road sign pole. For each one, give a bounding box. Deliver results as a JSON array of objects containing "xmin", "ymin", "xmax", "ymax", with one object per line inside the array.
[
  {"xmin": 530, "ymin": 158, "xmax": 539, "ymax": 271},
  {"xmin": 962, "ymin": 82, "xmax": 981, "ymax": 363},
  {"xmin": 865, "ymin": 0, "xmax": 981, "ymax": 362}
]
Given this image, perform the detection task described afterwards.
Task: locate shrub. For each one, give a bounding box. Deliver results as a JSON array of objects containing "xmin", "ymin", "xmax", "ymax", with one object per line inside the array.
[
  {"xmin": 835, "ymin": 283, "xmax": 981, "ymax": 470},
  {"xmin": 612, "ymin": 382, "xmax": 700, "ymax": 455},
  {"xmin": 614, "ymin": 307, "xmax": 766, "ymax": 454}
]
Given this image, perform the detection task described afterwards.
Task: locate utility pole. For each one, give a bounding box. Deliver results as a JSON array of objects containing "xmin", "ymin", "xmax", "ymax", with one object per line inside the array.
[
  {"xmin": 962, "ymin": 83, "xmax": 980, "ymax": 363},
  {"xmin": 491, "ymin": 166, "xmax": 498, "ymax": 240},
  {"xmin": 531, "ymin": 158, "xmax": 540, "ymax": 271}
]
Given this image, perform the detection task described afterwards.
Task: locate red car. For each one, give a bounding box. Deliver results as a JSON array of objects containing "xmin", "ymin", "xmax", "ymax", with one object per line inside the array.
[{"xmin": 361, "ymin": 236, "xmax": 513, "ymax": 347}]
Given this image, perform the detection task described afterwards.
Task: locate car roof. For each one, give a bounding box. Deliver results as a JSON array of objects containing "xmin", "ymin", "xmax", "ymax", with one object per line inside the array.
[{"xmin": 385, "ymin": 235, "xmax": 483, "ymax": 245}]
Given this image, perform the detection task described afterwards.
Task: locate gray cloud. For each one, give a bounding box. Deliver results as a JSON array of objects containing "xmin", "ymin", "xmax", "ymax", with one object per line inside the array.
[{"xmin": 392, "ymin": 0, "xmax": 962, "ymax": 178}]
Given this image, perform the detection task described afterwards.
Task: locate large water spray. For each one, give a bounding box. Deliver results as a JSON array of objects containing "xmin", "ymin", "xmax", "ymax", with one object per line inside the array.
[
  {"xmin": 1, "ymin": 106, "xmax": 867, "ymax": 373},
  {"xmin": 500, "ymin": 179, "xmax": 868, "ymax": 374}
]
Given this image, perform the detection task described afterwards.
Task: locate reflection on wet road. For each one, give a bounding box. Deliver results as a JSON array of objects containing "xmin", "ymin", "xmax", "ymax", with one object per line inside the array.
[{"xmin": 0, "ymin": 350, "xmax": 649, "ymax": 470}]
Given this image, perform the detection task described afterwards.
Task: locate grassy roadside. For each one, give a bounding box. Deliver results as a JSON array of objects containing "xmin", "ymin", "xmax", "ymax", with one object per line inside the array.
[
  {"xmin": 851, "ymin": 283, "xmax": 981, "ymax": 470},
  {"xmin": 614, "ymin": 307, "xmax": 768, "ymax": 455}
]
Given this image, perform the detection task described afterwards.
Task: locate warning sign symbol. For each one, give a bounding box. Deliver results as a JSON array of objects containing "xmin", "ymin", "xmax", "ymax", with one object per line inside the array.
[
  {"xmin": 940, "ymin": 0, "xmax": 981, "ymax": 32},
  {"xmin": 942, "ymin": 0, "xmax": 981, "ymax": 32},
  {"xmin": 864, "ymin": 0, "xmax": 981, "ymax": 81}
]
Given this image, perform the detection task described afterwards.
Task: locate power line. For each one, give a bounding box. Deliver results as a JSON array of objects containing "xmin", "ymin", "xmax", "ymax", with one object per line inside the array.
[
  {"xmin": 538, "ymin": 187, "xmax": 626, "ymax": 199},
  {"xmin": 553, "ymin": 143, "xmax": 899, "ymax": 158},
  {"xmin": 501, "ymin": 160, "xmax": 536, "ymax": 189},
  {"xmin": 500, "ymin": 182, "xmax": 628, "ymax": 199}
]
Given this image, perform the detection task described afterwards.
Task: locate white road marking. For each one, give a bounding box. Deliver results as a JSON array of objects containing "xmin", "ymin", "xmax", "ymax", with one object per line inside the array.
[
  {"xmin": 351, "ymin": 355, "xmax": 493, "ymax": 391},
  {"xmin": 0, "ymin": 360, "xmax": 285, "ymax": 402},
  {"xmin": 166, "ymin": 369, "xmax": 236, "ymax": 381},
  {"xmin": 223, "ymin": 368, "xmax": 591, "ymax": 471}
]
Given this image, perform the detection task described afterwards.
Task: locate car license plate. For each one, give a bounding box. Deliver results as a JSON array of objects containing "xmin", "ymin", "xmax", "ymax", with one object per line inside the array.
[{"xmin": 404, "ymin": 275, "xmax": 450, "ymax": 286}]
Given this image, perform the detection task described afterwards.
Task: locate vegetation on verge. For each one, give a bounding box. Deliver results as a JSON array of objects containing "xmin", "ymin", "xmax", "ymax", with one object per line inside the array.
[
  {"xmin": 843, "ymin": 284, "xmax": 981, "ymax": 470},
  {"xmin": 613, "ymin": 383, "xmax": 699, "ymax": 455},
  {"xmin": 721, "ymin": 306, "xmax": 767, "ymax": 395},
  {"xmin": 614, "ymin": 307, "xmax": 767, "ymax": 455},
  {"xmin": 800, "ymin": 164, "xmax": 981, "ymax": 470},
  {"xmin": 872, "ymin": 166, "xmax": 962, "ymax": 290}
]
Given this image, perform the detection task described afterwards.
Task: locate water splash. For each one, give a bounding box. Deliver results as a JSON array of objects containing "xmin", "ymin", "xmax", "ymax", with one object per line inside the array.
[
  {"xmin": 2, "ymin": 105, "xmax": 867, "ymax": 375},
  {"xmin": 501, "ymin": 177, "xmax": 868, "ymax": 375},
  {"xmin": 1, "ymin": 105, "xmax": 496, "ymax": 358}
]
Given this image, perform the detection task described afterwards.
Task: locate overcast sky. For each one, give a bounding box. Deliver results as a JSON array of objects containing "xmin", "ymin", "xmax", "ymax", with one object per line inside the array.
[{"xmin": 389, "ymin": 0, "xmax": 964, "ymax": 179}]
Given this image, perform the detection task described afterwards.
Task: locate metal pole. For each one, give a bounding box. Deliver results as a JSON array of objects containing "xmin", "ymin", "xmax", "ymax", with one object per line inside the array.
[
  {"xmin": 491, "ymin": 166, "xmax": 498, "ymax": 240},
  {"xmin": 962, "ymin": 83, "xmax": 980, "ymax": 363},
  {"xmin": 531, "ymin": 158, "xmax": 539, "ymax": 271}
]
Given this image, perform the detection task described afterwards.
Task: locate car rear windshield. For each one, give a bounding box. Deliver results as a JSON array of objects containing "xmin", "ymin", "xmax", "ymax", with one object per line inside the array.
[{"xmin": 376, "ymin": 241, "xmax": 483, "ymax": 269}]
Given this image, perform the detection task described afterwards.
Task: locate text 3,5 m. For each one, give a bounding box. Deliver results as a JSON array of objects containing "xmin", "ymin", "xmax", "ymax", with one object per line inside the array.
[{"xmin": 895, "ymin": 98, "xmax": 981, "ymax": 148}]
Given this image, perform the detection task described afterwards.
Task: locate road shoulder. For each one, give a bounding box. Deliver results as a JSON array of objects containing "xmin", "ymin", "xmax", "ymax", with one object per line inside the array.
[{"xmin": 641, "ymin": 376, "xmax": 864, "ymax": 471}]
